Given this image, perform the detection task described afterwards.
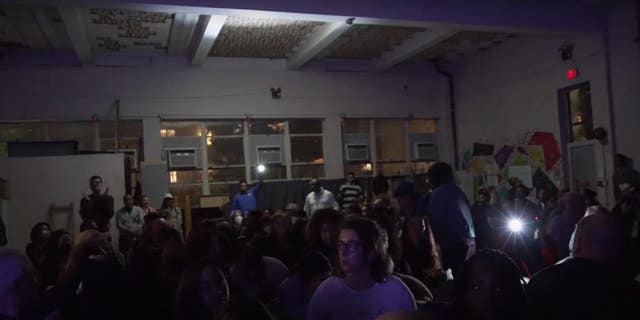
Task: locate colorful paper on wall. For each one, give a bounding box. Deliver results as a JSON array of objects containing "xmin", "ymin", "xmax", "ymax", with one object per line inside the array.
[
  {"xmin": 494, "ymin": 145, "xmax": 514, "ymax": 169},
  {"xmin": 528, "ymin": 132, "xmax": 561, "ymax": 170},
  {"xmin": 524, "ymin": 145, "xmax": 545, "ymax": 167},
  {"xmin": 470, "ymin": 157, "xmax": 487, "ymax": 174},
  {"xmin": 512, "ymin": 154, "xmax": 529, "ymax": 166},
  {"xmin": 509, "ymin": 165, "xmax": 533, "ymax": 188}
]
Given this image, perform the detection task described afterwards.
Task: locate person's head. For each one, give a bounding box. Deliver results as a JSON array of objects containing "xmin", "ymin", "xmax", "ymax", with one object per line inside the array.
[
  {"xmin": 143, "ymin": 213, "xmax": 168, "ymax": 244},
  {"xmin": 560, "ymin": 192, "xmax": 587, "ymax": 221},
  {"xmin": 572, "ymin": 212, "xmax": 624, "ymax": 263},
  {"xmin": 271, "ymin": 211, "xmax": 291, "ymax": 240},
  {"xmin": 426, "ymin": 162, "xmax": 454, "ymax": 189},
  {"xmin": 393, "ymin": 182, "xmax": 416, "ymax": 213},
  {"xmin": 454, "ymin": 249, "xmax": 527, "ymax": 320},
  {"xmin": 162, "ymin": 193, "xmax": 174, "ymax": 209},
  {"xmin": 296, "ymin": 251, "xmax": 332, "ymax": 294},
  {"xmin": 239, "ymin": 180, "xmax": 249, "ymax": 194},
  {"xmin": 582, "ymin": 188, "xmax": 598, "ymax": 205},
  {"xmin": 309, "ymin": 178, "xmax": 322, "ymax": 193},
  {"xmin": 514, "ymin": 184, "xmax": 530, "ymax": 200},
  {"xmin": 0, "ymin": 249, "xmax": 35, "ymax": 318},
  {"xmin": 176, "ymin": 262, "xmax": 229, "ymax": 320},
  {"xmin": 338, "ymin": 217, "xmax": 392, "ymax": 282},
  {"xmin": 614, "ymin": 153, "xmax": 630, "ymax": 169},
  {"xmin": 230, "ymin": 210, "xmax": 244, "ymax": 227},
  {"xmin": 477, "ymin": 189, "xmax": 491, "ymax": 204},
  {"xmin": 45, "ymin": 230, "xmax": 72, "ymax": 255},
  {"xmin": 123, "ymin": 194, "xmax": 134, "ymax": 209},
  {"xmin": 142, "ymin": 195, "xmax": 151, "ymax": 208},
  {"xmin": 306, "ymin": 209, "xmax": 343, "ymax": 247},
  {"xmin": 347, "ymin": 172, "xmax": 356, "ymax": 184},
  {"xmin": 89, "ymin": 175, "xmax": 102, "ymax": 194},
  {"xmin": 29, "ymin": 222, "xmax": 51, "ymax": 245}
]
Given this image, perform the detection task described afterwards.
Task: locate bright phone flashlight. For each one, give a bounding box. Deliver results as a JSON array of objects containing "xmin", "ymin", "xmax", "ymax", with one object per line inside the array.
[
  {"xmin": 508, "ymin": 218, "xmax": 523, "ymax": 233},
  {"xmin": 257, "ymin": 164, "xmax": 266, "ymax": 173}
]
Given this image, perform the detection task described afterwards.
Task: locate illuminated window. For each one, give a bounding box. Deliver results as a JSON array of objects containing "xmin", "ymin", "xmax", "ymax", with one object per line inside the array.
[{"xmin": 169, "ymin": 171, "xmax": 178, "ymax": 183}]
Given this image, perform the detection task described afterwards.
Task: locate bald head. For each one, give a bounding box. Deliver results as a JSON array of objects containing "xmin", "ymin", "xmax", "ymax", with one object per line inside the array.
[{"xmin": 572, "ymin": 213, "xmax": 624, "ymax": 263}]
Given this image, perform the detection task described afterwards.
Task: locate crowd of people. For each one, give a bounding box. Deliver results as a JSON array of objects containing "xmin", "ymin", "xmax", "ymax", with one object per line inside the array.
[{"xmin": 1, "ymin": 157, "xmax": 639, "ymax": 320}]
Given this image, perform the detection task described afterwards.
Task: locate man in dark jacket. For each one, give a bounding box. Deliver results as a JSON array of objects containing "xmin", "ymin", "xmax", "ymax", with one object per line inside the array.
[{"xmin": 79, "ymin": 176, "xmax": 114, "ymax": 233}]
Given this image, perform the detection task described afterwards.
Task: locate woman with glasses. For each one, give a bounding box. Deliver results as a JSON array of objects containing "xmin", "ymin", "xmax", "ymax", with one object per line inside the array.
[{"xmin": 307, "ymin": 217, "xmax": 416, "ymax": 320}]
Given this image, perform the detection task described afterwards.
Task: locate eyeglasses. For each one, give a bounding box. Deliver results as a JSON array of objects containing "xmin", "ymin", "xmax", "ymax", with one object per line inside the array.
[{"xmin": 337, "ymin": 241, "xmax": 362, "ymax": 254}]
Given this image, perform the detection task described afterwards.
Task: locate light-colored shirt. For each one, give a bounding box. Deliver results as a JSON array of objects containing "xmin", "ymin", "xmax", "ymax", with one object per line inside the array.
[
  {"xmin": 307, "ymin": 276, "xmax": 416, "ymax": 320},
  {"xmin": 304, "ymin": 189, "xmax": 339, "ymax": 216},
  {"xmin": 160, "ymin": 207, "xmax": 184, "ymax": 239},
  {"xmin": 116, "ymin": 205, "xmax": 144, "ymax": 236}
]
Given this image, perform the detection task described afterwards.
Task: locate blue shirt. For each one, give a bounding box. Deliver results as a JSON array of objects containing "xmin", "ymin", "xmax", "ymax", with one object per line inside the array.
[
  {"xmin": 231, "ymin": 183, "xmax": 262, "ymax": 212},
  {"xmin": 427, "ymin": 183, "xmax": 475, "ymax": 248}
]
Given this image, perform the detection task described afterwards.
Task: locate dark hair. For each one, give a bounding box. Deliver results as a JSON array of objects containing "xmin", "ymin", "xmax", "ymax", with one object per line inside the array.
[
  {"xmin": 90, "ymin": 175, "xmax": 102, "ymax": 183},
  {"xmin": 294, "ymin": 251, "xmax": 331, "ymax": 284},
  {"xmin": 339, "ymin": 216, "xmax": 393, "ymax": 283},
  {"xmin": 29, "ymin": 222, "xmax": 50, "ymax": 243},
  {"xmin": 123, "ymin": 193, "xmax": 133, "ymax": 202},
  {"xmin": 426, "ymin": 162, "xmax": 454, "ymax": 188},
  {"xmin": 347, "ymin": 172, "xmax": 355, "ymax": 177},
  {"xmin": 236, "ymin": 244, "xmax": 266, "ymax": 285},
  {"xmin": 305, "ymin": 209, "xmax": 344, "ymax": 246},
  {"xmin": 454, "ymin": 249, "xmax": 527, "ymax": 320},
  {"xmin": 239, "ymin": 180, "xmax": 248, "ymax": 185},
  {"xmin": 176, "ymin": 261, "xmax": 227, "ymax": 320},
  {"xmin": 400, "ymin": 215, "xmax": 441, "ymax": 275}
]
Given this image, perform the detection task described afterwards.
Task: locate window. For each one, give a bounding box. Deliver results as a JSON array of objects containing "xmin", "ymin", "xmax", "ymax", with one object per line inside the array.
[
  {"xmin": 568, "ymin": 85, "xmax": 593, "ymax": 142},
  {"xmin": 343, "ymin": 118, "xmax": 438, "ymax": 177},
  {"xmin": 290, "ymin": 119, "xmax": 324, "ymax": 179},
  {"xmin": 161, "ymin": 121, "xmax": 202, "ymax": 137},
  {"xmin": 206, "ymin": 121, "xmax": 245, "ymax": 183},
  {"xmin": 160, "ymin": 118, "xmax": 326, "ymax": 205}
]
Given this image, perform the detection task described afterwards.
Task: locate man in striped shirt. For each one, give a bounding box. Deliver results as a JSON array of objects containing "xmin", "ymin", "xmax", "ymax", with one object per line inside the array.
[{"xmin": 338, "ymin": 172, "xmax": 363, "ymax": 214}]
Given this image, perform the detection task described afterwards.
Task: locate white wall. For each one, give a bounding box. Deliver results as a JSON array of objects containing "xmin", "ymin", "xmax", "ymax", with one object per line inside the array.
[
  {"xmin": 0, "ymin": 154, "xmax": 125, "ymax": 251},
  {"xmin": 451, "ymin": 30, "xmax": 616, "ymax": 203},
  {"xmin": 0, "ymin": 59, "xmax": 452, "ymax": 178},
  {"xmin": 607, "ymin": 0, "xmax": 640, "ymax": 165}
]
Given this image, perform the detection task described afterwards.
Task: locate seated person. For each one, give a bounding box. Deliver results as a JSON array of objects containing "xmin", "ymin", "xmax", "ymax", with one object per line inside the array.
[
  {"xmin": 527, "ymin": 212, "xmax": 640, "ymax": 320},
  {"xmin": 307, "ymin": 217, "xmax": 416, "ymax": 320},
  {"xmin": 279, "ymin": 251, "xmax": 332, "ymax": 320}
]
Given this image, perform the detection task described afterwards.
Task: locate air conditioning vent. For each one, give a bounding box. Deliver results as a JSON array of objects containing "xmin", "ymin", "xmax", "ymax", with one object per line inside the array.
[
  {"xmin": 414, "ymin": 143, "xmax": 437, "ymax": 161},
  {"xmin": 257, "ymin": 146, "xmax": 282, "ymax": 164},
  {"xmin": 168, "ymin": 149, "xmax": 197, "ymax": 168},
  {"xmin": 345, "ymin": 144, "xmax": 370, "ymax": 162}
]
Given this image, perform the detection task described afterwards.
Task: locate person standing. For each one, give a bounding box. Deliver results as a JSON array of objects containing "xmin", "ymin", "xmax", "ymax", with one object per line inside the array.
[
  {"xmin": 140, "ymin": 195, "xmax": 156, "ymax": 217},
  {"xmin": 159, "ymin": 193, "xmax": 183, "ymax": 240},
  {"xmin": 304, "ymin": 178, "xmax": 339, "ymax": 217},
  {"xmin": 338, "ymin": 172, "xmax": 363, "ymax": 213},
  {"xmin": 426, "ymin": 162, "xmax": 476, "ymax": 276},
  {"xmin": 116, "ymin": 194, "xmax": 144, "ymax": 257},
  {"xmin": 230, "ymin": 179, "xmax": 263, "ymax": 214},
  {"xmin": 79, "ymin": 175, "xmax": 115, "ymax": 233}
]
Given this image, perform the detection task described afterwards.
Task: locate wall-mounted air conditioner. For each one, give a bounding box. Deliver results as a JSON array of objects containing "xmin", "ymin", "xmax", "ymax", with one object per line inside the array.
[
  {"xmin": 345, "ymin": 144, "xmax": 370, "ymax": 162},
  {"xmin": 413, "ymin": 142, "xmax": 438, "ymax": 161},
  {"xmin": 167, "ymin": 149, "xmax": 197, "ymax": 169},
  {"xmin": 257, "ymin": 146, "xmax": 282, "ymax": 164}
]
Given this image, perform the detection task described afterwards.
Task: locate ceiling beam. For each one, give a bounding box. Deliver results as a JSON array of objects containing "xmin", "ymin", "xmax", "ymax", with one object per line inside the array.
[
  {"xmin": 167, "ymin": 12, "xmax": 199, "ymax": 56},
  {"xmin": 373, "ymin": 29, "xmax": 458, "ymax": 72},
  {"xmin": 32, "ymin": 8, "xmax": 64, "ymax": 51},
  {"xmin": 287, "ymin": 18, "xmax": 354, "ymax": 70},
  {"xmin": 10, "ymin": 0, "xmax": 603, "ymax": 34},
  {"xmin": 190, "ymin": 14, "xmax": 227, "ymax": 67},
  {"xmin": 59, "ymin": 7, "xmax": 93, "ymax": 64},
  {"xmin": 3, "ymin": 6, "xmax": 50, "ymax": 50}
]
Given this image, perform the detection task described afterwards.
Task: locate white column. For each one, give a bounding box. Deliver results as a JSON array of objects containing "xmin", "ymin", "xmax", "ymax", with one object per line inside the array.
[
  {"xmin": 323, "ymin": 116, "xmax": 345, "ymax": 179},
  {"xmin": 284, "ymin": 121, "xmax": 293, "ymax": 179},
  {"xmin": 200, "ymin": 122, "xmax": 210, "ymax": 196},
  {"xmin": 243, "ymin": 121, "xmax": 252, "ymax": 183},
  {"xmin": 142, "ymin": 117, "xmax": 162, "ymax": 162},
  {"xmin": 369, "ymin": 120, "xmax": 378, "ymax": 175}
]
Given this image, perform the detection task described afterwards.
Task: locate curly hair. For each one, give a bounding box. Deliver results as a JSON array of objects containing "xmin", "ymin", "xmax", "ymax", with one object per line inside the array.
[{"xmin": 305, "ymin": 209, "xmax": 344, "ymax": 246}]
